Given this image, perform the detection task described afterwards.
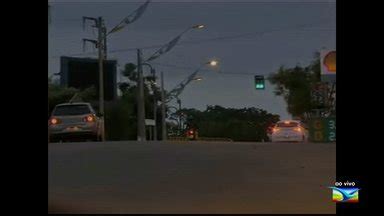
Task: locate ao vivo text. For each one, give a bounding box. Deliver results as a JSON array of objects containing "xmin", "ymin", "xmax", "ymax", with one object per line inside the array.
[{"xmin": 334, "ymin": 181, "xmax": 356, "ymax": 187}]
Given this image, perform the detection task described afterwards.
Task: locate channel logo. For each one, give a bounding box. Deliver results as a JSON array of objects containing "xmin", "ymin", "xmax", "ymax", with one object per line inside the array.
[{"xmin": 329, "ymin": 187, "xmax": 359, "ymax": 203}]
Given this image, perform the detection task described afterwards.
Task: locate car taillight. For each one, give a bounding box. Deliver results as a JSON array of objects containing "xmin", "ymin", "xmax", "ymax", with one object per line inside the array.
[
  {"xmin": 272, "ymin": 128, "xmax": 279, "ymax": 133},
  {"xmin": 294, "ymin": 127, "xmax": 302, "ymax": 132},
  {"xmin": 50, "ymin": 118, "xmax": 60, "ymax": 125},
  {"xmin": 188, "ymin": 130, "xmax": 194, "ymax": 135},
  {"xmin": 83, "ymin": 115, "xmax": 95, "ymax": 122}
]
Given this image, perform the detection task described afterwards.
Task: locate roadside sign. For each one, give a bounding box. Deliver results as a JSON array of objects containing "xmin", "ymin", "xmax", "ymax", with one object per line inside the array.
[
  {"xmin": 321, "ymin": 50, "xmax": 336, "ymax": 83},
  {"xmin": 311, "ymin": 82, "xmax": 329, "ymax": 108},
  {"xmin": 309, "ymin": 118, "xmax": 336, "ymax": 142}
]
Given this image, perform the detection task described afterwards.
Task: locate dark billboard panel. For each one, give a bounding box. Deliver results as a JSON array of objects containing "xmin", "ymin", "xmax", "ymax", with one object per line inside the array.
[{"xmin": 60, "ymin": 56, "xmax": 117, "ymax": 101}]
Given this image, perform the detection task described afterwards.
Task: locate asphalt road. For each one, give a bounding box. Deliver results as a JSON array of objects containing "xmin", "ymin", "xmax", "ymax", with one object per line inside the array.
[{"xmin": 48, "ymin": 141, "xmax": 336, "ymax": 214}]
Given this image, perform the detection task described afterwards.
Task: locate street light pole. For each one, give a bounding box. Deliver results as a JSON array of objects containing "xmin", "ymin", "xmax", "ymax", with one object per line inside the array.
[
  {"xmin": 97, "ymin": 17, "xmax": 106, "ymax": 142},
  {"xmin": 161, "ymin": 71, "xmax": 167, "ymax": 141},
  {"xmin": 48, "ymin": 3, "xmax": 51, "ymax": 144},
  {"xmin": 103, "ymin": 26, "xmax": 107, "ymax": 60},
  {"xmin": 141, "ymin": 63, "xmax": 157, "ymax": 141},
  {"xmin": 80, "ymin": 2, "xmax": 151, "ymax": 141},
  {"xmin": 145, "ymin": 24, "xmax": 205, "ymax": 63},
  {"xmin": 151, "ymin": 69, "xmax": 157, "ymax": 141},
  {"xmin": 166, "ymin": 60, "xmax": 217, "ymax": 103},
  {"xmin": 82, "ymin": 16, "xmax": 106, "ymax": 141},
  {"xmin": 137, "ymin": 49, "xmax": 146, "ymax": 141},
  {"xmin": 139, "ymin": 24, "xmax": 205, "ymax": 141},
  {"xmin": 177, "ymin": 98, "xmax": 182, "ymax": 135},
  {"xmin": 158, "ymin": 60, "xmax": 216, "ymax": 141}
]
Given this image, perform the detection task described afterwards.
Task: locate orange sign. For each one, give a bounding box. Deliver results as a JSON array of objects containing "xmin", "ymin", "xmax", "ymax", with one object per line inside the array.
[
  {"xmin": 323, "ymin": 51, "xmax": 336, "ymax": 72},
  {"xmin": 321, "ymin": 50, "xmax": 336, "ymax": 76}
]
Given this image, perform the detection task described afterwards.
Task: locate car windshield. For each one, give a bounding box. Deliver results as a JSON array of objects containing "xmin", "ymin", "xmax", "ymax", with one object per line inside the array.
[
  {"xmin": 53, "ymin": 105, "xmax": 91, "ymax": 116},
  {"xmin": 277, "ymin": 122, "xmax": 299, "ymax": 128}
]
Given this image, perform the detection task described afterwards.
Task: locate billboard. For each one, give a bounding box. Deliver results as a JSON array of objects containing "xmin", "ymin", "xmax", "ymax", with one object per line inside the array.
[
  {"xmin": 320, "ymin": 50, "xmax": 336, "ymax": 83},
  {"xmin": 60, "ymin": 56, "xmax": 117, "ymax": 101}
]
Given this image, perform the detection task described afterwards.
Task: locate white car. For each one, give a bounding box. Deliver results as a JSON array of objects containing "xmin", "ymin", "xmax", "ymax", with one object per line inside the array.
[
  {"xmin": 48, "ymin": 102, "xmax": 102, "ymax": 142},
  {"xmin": 271, "ymin": 120, "xmax": 307, "ymax": 142}
]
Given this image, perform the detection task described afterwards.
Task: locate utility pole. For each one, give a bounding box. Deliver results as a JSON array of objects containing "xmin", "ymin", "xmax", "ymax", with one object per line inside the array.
[
  {"xmin": 161, "ymin": 71, "xmax": 167, "ymax": 141},
  {"xmin": 48, "ymin": 3, "xmax": 51, "ymax": 144},
  {"xmin": 98, "ymin": 17, "xmax": 106, "ymax": 141},
  {"xmin": 141, "ymin": 63, "xmax": 157, "ymax": 141},
  {"xmin": 153, "ymin": 95, "xmax": 157, "ymax": 140},
  {"xmin": 152, "ymin": 69, "xmax": 157, "ymax": 141},
  {"xmin": 78, "ymin": 1, "xmax": 151, "ymax": 142},
  {"xmin": 177, "ymin": 98, "xmax": 181, "ymax": 135},
  {"xmin": 83, "ymin": 16, "xmax": 106, "ymax": 141},
  {"xmin": 137, "ymin": 49, "xmax": 146, "ymax": 141},
  {"xmin": 103, "ymin": 26, "xmax": 107, "ymax": 60}
]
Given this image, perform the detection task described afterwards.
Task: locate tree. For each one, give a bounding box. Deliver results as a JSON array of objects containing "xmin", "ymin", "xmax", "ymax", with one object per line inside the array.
[
  {"xmin": 181, "ymin": 106, "xmax": 280, "ymax": 141},
  {"xmin": 268, "ymin": 53, "xmax": 324, "ymax": 120}
]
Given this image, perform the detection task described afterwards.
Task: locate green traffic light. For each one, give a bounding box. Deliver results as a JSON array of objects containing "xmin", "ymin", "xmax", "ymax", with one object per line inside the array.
[
  {"xmin": 254, "ymin": 75, "xmax": 265, "ymax": 90},
  {"xmin": 256, "ymin": 84, "xmax": 265, "ymax": 89}
]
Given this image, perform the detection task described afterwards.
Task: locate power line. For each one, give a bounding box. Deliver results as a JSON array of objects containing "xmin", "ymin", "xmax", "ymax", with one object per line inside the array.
[
  {"xmin": 51, "ymin": 23, "xmax": 335, "ymax": 58},
  {"xmin": 49, "ymin": 1, "xmax": 335, "ymax": 4},
  {"xmin": 151, "ymin": 62, "xmax": 256, "ymax": 76}
]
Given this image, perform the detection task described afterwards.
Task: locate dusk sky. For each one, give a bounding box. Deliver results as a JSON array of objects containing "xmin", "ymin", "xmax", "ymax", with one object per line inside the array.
[{"xmin": 48, "ymin": 0, "xmax": 336, "ymax": 120}]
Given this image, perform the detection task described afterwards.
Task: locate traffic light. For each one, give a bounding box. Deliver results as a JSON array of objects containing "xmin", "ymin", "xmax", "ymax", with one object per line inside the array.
[{"xmin": 254, "ymin": 75, "xmax": 265, "ymax": 90}]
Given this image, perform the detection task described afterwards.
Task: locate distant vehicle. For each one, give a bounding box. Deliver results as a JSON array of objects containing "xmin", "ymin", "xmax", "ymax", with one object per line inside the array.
[
  {"xmin": 266, "ymin": 123, "xmax": 276, "ymax": 141},
  {"xmin": 271, "ymin": 120, "xmax": 307, "ymax": 142},
  {"xmin": 186, "ymin": 128, "xmax": 198, "ymax": 140},
  {"xmin": 48, "ymin": 102, "xmax": 102, "ymax": 142}
]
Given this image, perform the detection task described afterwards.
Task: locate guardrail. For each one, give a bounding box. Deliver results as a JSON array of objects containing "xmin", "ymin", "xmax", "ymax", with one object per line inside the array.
[
  {"xmin": 168, "ymin": 137, "xmax": 233, "ymax": 142},
  {"xmin": 168, "ymin": 137, "xmax": 188, "ymax": 141},
  {"xmin": 198, "ymin": 137, "xmax": 233, "ymax": 142}
]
